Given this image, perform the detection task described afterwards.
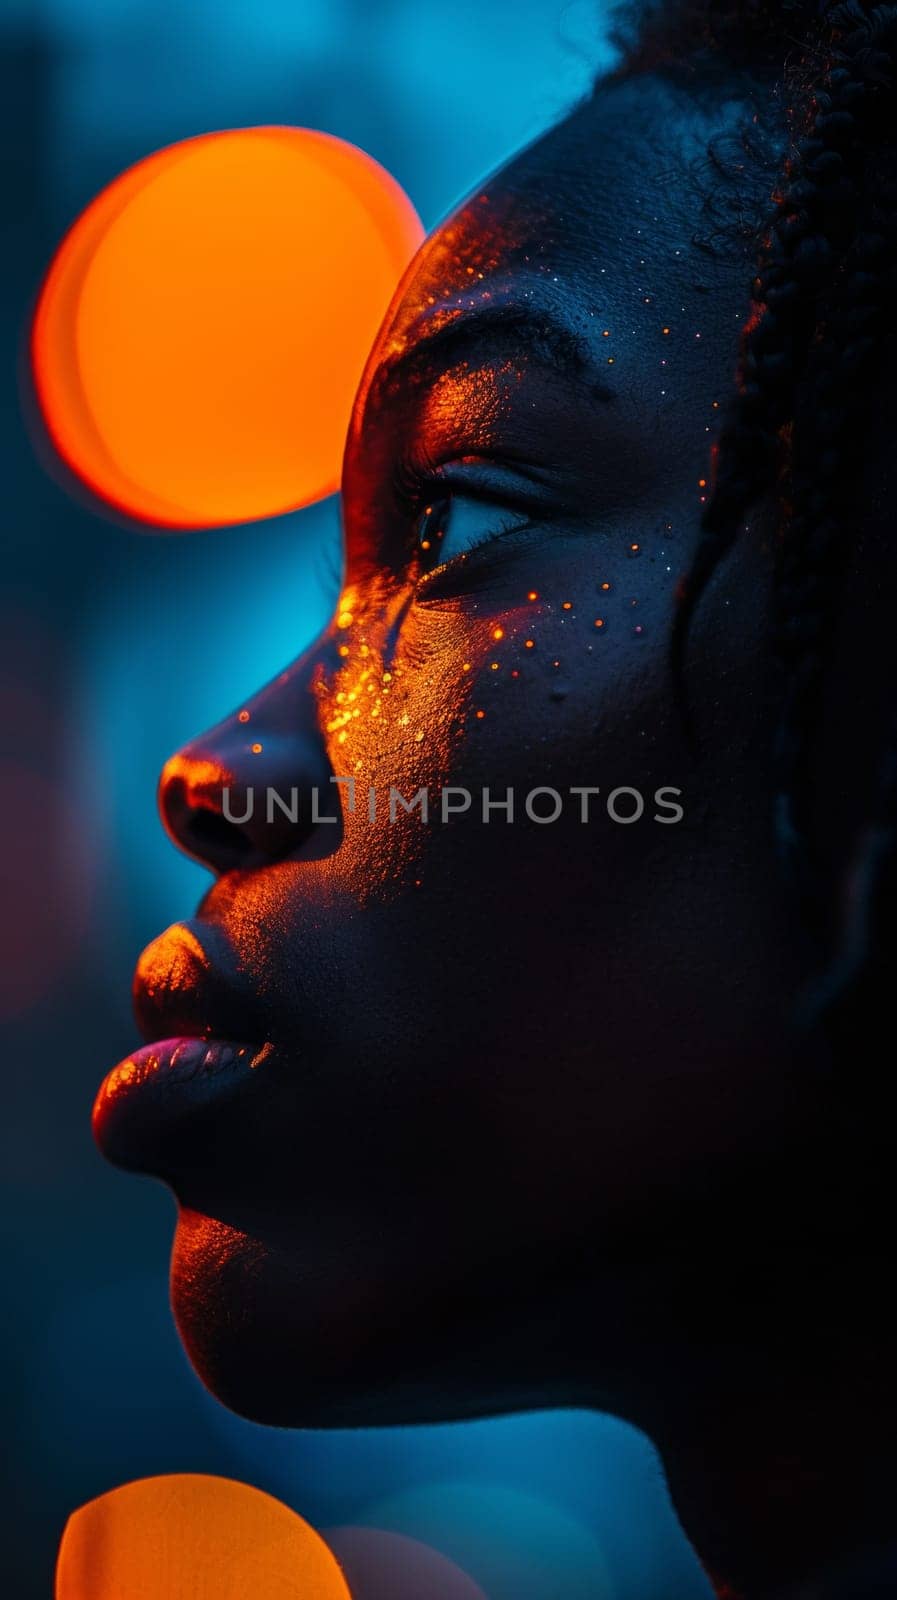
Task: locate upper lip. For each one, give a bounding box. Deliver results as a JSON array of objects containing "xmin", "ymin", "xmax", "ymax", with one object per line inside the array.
[{"xmin": 133, "ymin": 919, "xmax": 266, "ymax": 1045}]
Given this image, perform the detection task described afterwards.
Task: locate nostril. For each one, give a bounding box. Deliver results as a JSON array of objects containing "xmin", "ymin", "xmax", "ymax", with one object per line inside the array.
[
  {"xmin": 161, "ymin": 771, "xmax": 256, "ymax": 872},
  {"xmin": 159, "ymin": 714, "xmax": 337, "ymax": 874},
  {"xmin": 188, "ymin": 806, "xmax": 255, "ymax": 871}
]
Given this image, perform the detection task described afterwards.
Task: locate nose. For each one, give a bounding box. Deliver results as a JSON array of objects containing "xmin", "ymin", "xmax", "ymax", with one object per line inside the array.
[{"xmin": 158, "ymin": 641, "xmax": 338, "ymax": 873}]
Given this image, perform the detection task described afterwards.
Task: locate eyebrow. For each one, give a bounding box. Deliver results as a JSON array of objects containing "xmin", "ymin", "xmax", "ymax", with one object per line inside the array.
[{"xmin": 374, "ymin": 300, "xmax": 616, "ymax": 401}]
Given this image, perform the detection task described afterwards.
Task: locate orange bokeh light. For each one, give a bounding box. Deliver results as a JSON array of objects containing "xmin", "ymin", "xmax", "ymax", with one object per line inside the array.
[
  {"xmin": 32, "ymin": 127, "xmax": 423, "ymax": 529},
  {"xmin": 55, "ymin": 1474, "xmax": 353, "ymax": 1599}
]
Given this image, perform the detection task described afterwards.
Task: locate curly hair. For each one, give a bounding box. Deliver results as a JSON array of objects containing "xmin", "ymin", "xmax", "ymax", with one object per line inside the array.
[{"xmin": 614, "ymin": 1, "xmax": 897, "ymax": 1061}]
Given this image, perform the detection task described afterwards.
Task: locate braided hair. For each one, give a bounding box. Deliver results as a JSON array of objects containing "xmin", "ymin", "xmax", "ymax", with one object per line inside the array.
[{"xmin": 615, "ymin": 1, "xmax": 897, "ymax": 1065}]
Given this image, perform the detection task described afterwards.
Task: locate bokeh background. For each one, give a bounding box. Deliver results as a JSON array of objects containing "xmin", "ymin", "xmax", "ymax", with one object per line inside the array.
[{"xmin": 1, "ymin": 1, "xmax": 714, "ymax": 1594}]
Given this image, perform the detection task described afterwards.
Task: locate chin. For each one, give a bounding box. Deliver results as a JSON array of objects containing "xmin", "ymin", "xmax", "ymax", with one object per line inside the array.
[
  {"xmin": 171, "ymin": 1207, "xmax": 455, "ymax": 1427},
  {"xmin": 170, "ymin": 1205, "xmax": 557, "ymax": 1429},
  {"xmin": 170, "ymin": 1207, "xmax": 392, "ymax": 1426}
]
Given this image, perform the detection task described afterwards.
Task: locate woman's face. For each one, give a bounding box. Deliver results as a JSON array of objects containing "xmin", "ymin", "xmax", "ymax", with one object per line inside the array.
[{"xmin": 95, "ymin": 77, "xmax": 812, "ymax": 1427}]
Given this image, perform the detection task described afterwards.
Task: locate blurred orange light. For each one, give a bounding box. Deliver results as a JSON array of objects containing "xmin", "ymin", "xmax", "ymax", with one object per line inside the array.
[
  {"xmin": 55, "ymin": 1474, "xmax": 352, "ymax": 1600},
  {"xmin": 32, "ymin": 127, "xmax": 423, "ymax": 529}
]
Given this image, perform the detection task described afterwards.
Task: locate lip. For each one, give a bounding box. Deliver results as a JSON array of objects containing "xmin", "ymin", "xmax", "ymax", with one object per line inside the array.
[
  {"xmin": 93, "ymin": 920, "xmax": 273, "ymax": 1173},
  {"xmin": 131, "ymin": 919, "xmax": 266, "ymax": 1044},
  {"xmin": 92, "ymin": 1035, "xmax": 274, "ymax": 1171}
]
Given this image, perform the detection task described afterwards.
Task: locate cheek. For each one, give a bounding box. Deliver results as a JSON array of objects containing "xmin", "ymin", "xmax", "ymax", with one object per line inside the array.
[{"xmin": 313, "ymin": 551, "xmax": 686, "ymax": 900}]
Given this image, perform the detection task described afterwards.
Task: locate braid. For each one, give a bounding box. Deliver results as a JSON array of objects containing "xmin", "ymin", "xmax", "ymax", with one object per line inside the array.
[{"xmin": 620, "ymin": 1, "xmax": 897, "ymax": 1045}]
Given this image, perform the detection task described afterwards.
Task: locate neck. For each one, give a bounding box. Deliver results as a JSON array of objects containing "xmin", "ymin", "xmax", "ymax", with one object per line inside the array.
[{"xmin": 604, "ymin": 1248, "xmax": 896, "ymax": 1599}]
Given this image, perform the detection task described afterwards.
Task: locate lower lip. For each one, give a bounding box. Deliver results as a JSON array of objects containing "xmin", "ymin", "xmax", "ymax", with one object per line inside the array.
[{"xmin": 93, "ymin": 1036, "xmax": 271, "ymax": 1170}]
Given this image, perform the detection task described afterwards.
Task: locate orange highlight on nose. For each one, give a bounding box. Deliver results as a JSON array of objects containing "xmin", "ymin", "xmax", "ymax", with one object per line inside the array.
[
  {"xmin": 32, "ymin": 127, "xmax": 423, "ymax": 529},
  {"xmin": 55, "ymin": 1474, "xmax": 352, "ymax": 1599}
]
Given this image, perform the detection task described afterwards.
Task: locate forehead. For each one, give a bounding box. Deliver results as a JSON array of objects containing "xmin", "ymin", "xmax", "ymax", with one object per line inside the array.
[
  {"xmin": 349, "ymin": 74, "xmax": 757, "ymax": 446},
  {"xmin": 379, "ymin": 76, "xmax": 752, "ymax": 346}
]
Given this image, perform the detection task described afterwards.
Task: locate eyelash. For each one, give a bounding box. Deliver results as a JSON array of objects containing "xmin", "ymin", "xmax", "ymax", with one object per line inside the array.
[{"xmin": 394, "ymin": 457, "xmax": 537, "ymax": 583}]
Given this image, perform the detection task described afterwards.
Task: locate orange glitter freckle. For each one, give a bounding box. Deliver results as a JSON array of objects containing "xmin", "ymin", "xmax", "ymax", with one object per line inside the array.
[
  {"xmin": 595, "ymin": 618, "xmax": 605, "ymax": 628},
  {"xmin": 420, "ymin": 539, "xmax": 431, "ymax": 550},
  {"xmin": 492, "ymin": 626, "xmax": 504, "ymax": 640},
  {"xmin": 662, "ymin": 326, "xmax": 670, "ymax": 335},
  {"xmin": 337, "ymin": 610, "xmax": 354, "ymax": 628},
  {"xmin": 562, "ymin": 601, "xmax": 572, "ymax": 610},
  {"xmin": 339, "ymin": 644, "xmax": 350, "ymax": 657},
  {"xmin": 630, "ymin": 543, "xmax": 639, "ymax": 552},
  {"xmin": 237, "ymin": 709, "xmax": 250, "ymax": 723},
  {"xmin": 475, "ymin": 709, "xmax": 486, "ymax": 719},
  {"xmin": 251, "ymin": 742, "xmax": 262, "ymax": 753},
  {"xmin": 461, "ymin": 662, "xmax": 471, "ymax": 672},
  {"xmin": 601, "ymin": 581, "xmax": 611, "ymax": 591},
  {"xmin": 698, "ymin": 478, "xmax": 707, "ymax": 488},
  {"xmin": 602, "ymin": 330, "xmax": 610, "ymax": 337},
  {"xmin": 525, "ymin": 639, "xmax": 535, "ymax": 649},
  {"xmin": 490, "ymin": 661, "xmax": 500, "ymax": 671},
  {"xmin": 527, "ymin": 590, "xmax": 538, "ymax": 601}
]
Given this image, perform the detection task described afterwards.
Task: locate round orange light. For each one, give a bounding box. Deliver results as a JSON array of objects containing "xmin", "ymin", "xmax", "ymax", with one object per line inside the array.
[
  {"xmin": 55, "ymin": 1474, "xmax": 352, "ymax": 1599},
  {"xmin": 33, "ymin": 127, "xmax": 423, "ymax": 528}
]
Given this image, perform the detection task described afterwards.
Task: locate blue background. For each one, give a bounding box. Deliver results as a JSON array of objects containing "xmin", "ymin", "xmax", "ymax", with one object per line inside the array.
[{"xmin": 1, "ymin": 1, "xmax": 713, "ymax": 1594}]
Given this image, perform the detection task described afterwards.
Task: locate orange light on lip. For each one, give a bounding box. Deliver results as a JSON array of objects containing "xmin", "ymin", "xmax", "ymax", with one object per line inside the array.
[{"xmin": 32, "ymin": 127, "xmax": 423, "ymax": 530}]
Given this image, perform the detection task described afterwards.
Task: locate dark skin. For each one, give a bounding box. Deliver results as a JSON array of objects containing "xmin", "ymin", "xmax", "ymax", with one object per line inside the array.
[{"xmin": 94, "ymin": 74, "xmax": 897, "ymax": 1599}]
